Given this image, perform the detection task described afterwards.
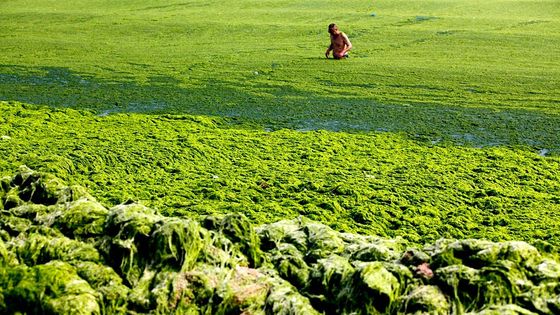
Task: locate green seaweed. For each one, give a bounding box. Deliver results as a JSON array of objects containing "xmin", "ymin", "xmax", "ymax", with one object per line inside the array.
[
  {"xmin": 307, "ymin": 254, "xmax": 355, "ymax": 312},
  {"xmin": 266, "ymin": 277, "xmax": 321, "ymax": 315},
  {"xmin": 8, "ymin": 203, "xmax": 51, "ymax": 220},
  {"xmin": 12, "ymin": 233, "xmax": 101, "ymax": 266},
  {"xmin": 149, "ymin": 217, "xmax": 204, "ymax": 272},
  {"xmin": 303, "ymin": 222, "xmax": 345, "ymax": 262},
  {"xmin": 270, "ymin": 243, "xmax": 310, "ymax": 289},
  {"xmin": 0, "ymin": 215, "xmax": 34, "ymax": 236},
  {"xmin": 168, "ymin": 270, "xmax": 215, "ymax": 314},
  {"xmin": 0, "ymin": 238, "xmax": 17, "ymax": 266},
  {"xmin": 13, "ymin": 165, "xmax": 68, "ymax": 205},
  {"xmin": 1, "ymin": 102, "xmax": 560, "ymax": 250},
  {"xmin": 401, "ymin": 285, "xmax": 450, "ymax": 315},
  {"xmin": 1, "ymin": 1, "xmax": 559, "ymax": 153},
  {"xmin": 2, "ymin": 187, "xmax": 24, "ymax": 210},
  {"xmin": 212, "ymin": 266, "xmax": 270, "ymax": 315},
  {"xmin": 199, "ymin": 229, "xmax": 250, "ymax": 267},
  {"xmin": 100, "ymin": 203, "xmax": 161, "ymax": 285},
  {"xmin": 209, "ymin": 213, "xmax": 265, "ymax": 268},
  {"xmin": 518, "ymin": 282, "xmax": 560, "ymax": 314},
  {"xmin": 1, "ymin": 1, "xmax": 560, "ymax": 312},
  {"xmin": 257, "ymin": 219, "xmax": 308, "ymax": 253},
  {"xmin": 350, "ymin": 243, "xmax": 399, "ymax": 262},
  {"xmin": 53, "ymin": 199, "xmax": 109, "ymax": 238},
  {"xmin": 72, "ymin": 261, "xmax": 129, "ymax": 314},
  {"xmin": 465, "ymin": 304, "xmax": 538, "ymax": 315},
  {"xmin": 350, "ymin": 261, "xmax": 401, "ymax": 314},
  {"xmin": 0, "ymin": 261, "xmax": 100, "ymax": 315},
  {"xmin": 435, "ymin": 264, "xmax": 482, "ymax": 313},
  {"xmin": 1, "ymin": 165, "xmax": 560, "ymax": 314}
]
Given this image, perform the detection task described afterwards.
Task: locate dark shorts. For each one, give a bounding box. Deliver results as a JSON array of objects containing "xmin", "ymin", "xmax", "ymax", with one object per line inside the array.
[{"xmin": 334, "ymin": 53, "xmax": 349, "ymax": 60}]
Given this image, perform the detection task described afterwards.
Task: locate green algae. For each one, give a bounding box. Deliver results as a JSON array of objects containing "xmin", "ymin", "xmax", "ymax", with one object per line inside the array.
[
  {"xmin": 0, "ymin": 261, "xmax": 100, "ymax": 315},
  {"xmin": 12, "ymin": 233, "xmax": 101, "ymax": 266},
  {"xmin": 350, "ymin": 261, "xmax": 402, "ymax": 313},
  {"xmin": 304, "ymin": 222, "xmax": 346, "ymax": 262},
  {"xmin": 401, "ymin": 285, "xmax": 450, "ymax": 314},
  {"xmin": 0, "ymin": 104, "xmax": 559, "ymax": 313},
  {"xmin": 53, "ymin": 199, "xmax": 109, "ymax": 238},
  {"xmin": 2, "ymin": 102, "xmax": 560, "ymax": 251},
  {"xmin": 0, "ymin": 1, "xmax": 559, "ymax": 313},
  {"xmin": 149, "ymin": 218, "xmax": 205, "ymax": 271},
  {"xmin": 307, "ymin": 254, "xmax": 355, "ymax": 310},
  {"xmin": 0, "ymin": 215, "xmax": 34, "ymax": 237},
  {"xmin": 1, "ymin": 1, "xmax": 559, "ymax": 154},
  {"xmin": 1, "ymin": 167, "xmax": 560, "ymax": 314},
  {"xmin": 0, "ymin": 237, "xmax": 17, "ymax": 266},
  {"xmin": 72, "ymin": 261, "xmax": 129, "ymax": 314},
  {"xmin": 265, "ymin": 277, "xmax": 321, "ymax": 315},
  {"xmin": 204, "ymin": 213, "xmax": 264, "ymax": 268},
  {"xmin": 270, "ymin": 243, "xmax": 310, "ymax": 289},
  {"xmin": 101, "ymin": 203, "xmax": 161, "ymax": 286},
  {"xmin": 465, "ymin": 304, "xmax": 539, "ymax": 315}
]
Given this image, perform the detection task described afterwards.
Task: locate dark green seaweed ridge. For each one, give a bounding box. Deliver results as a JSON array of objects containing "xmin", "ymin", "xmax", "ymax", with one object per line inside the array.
[{"xmin": 1, "ymin": 167, "xmax": 559, "ymax": 314}]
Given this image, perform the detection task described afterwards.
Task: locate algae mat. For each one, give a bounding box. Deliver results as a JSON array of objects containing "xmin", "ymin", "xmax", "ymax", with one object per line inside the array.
[
  {"xmin": 1, "ymin": 1, "xmax": 560, "ymax": 311},
  {"xmin": 1, "ymin": 0, "xmax": 560, "ymax": 151},
  {"xmin": 1, "ymin": 166, "xmax": 560, "ymax": 314},
  {"xmin": 1, "ymin": 102, "xmax": 559, "ymax": 250}
]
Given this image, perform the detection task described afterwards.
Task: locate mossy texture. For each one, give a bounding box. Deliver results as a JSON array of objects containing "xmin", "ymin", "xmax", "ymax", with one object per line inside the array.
[
  {"xmin": 0, "ymin": 261, "xmax": 100, "ymax": 315},
  {"xmin": 2, "ymin": 102, "xmax": 559, "ymax": 251},
  {"xmin": 1, "ymin": 1, "xmax": 559, "ymax": 313},
  {"xmin": 1, "ymin": 1, "xmax": 559, "ymax": 154},
  {"xmin": 1, "ymin": 167, "xmax": 559, "ymax": 314}
]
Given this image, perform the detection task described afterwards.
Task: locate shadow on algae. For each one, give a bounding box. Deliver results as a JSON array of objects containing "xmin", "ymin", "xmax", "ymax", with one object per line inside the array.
[{"xmin": 1, "ymin": 64, "xmax": 559, "ymax": 154}]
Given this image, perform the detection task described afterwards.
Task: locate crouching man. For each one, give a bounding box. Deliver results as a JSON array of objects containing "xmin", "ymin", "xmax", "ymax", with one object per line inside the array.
[{"xmin": 325, "ymin": 23, "xmax": 352, "ymax": 59}]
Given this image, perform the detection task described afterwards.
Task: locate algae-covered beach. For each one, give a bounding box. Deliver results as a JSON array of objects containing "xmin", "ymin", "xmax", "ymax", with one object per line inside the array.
[{"xmin": 1, "ymin": 0, "xmax": 560, "ymax": 314}]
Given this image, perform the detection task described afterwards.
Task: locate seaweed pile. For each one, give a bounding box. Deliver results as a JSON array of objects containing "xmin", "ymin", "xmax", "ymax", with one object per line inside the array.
[{"xmin": 1, "ymin": 166, "xmax": 559, "ymax": 314}]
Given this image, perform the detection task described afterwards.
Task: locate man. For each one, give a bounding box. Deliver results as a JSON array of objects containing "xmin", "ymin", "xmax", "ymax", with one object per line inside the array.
[{"xmin": 325, "ymin": 23, "xmax": 352, "ymax": 59}]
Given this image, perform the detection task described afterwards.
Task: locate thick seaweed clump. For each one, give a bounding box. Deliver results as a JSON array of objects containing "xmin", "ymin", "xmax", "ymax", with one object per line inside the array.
[{"xmin": 1, "ymin": 166, "xmax": 559, "ymax": 314}]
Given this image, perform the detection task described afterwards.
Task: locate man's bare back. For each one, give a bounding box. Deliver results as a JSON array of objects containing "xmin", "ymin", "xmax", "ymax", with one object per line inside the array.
[{"xmin": 325, "ymin": 23, "xmax": 352, "ymax": 59}]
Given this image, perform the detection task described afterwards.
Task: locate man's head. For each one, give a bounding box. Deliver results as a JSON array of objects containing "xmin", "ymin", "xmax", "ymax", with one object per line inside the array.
[{"xmin": 328, "ymin": 23, "xmax": 340, "ymax": 35}]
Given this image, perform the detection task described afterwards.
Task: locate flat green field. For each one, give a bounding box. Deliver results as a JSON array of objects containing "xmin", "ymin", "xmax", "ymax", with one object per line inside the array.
[
  {"xmin": 1, "ymin": 1, "xmax": 560, "ymax": 246},
  {"xmin": 2, "ymin": 0, "xmax": 560, "ymax": 149}
]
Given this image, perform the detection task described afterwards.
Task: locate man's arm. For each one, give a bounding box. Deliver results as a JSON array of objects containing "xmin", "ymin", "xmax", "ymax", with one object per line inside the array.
[
  {"xmin": 325, "ymin": 43, "xmax": 334, "ymax": 58},
  {"xmin": 341, "ymin": 33, "xmax": 352, "ymax": 55}
]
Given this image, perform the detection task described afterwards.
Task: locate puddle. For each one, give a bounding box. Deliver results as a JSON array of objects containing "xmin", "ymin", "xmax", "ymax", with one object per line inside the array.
[
  {"xmin": 97, "ymin": 110, "xmax": 113, "ymax": 117},
  {"xmin": 451, "ymin": 133, "xmax": 476, "ymax": 142},
  {"xmin": 430, "ymin": 138, "xmax": 442, "ymax": 145}
]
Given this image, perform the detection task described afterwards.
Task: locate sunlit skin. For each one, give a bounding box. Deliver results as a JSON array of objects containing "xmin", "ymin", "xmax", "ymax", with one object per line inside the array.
[{"xmin": 325, "ymin": 23, "xmax": 352, "ymax": 59}]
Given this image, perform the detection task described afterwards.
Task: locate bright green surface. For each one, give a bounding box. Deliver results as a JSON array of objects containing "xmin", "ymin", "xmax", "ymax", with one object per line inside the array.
[
  {"xmin": 2, "ymin": 102, "xmax": 559, "ymax": 247},
  {"xmin": 1, "ymin": 0, "xmax": 560, "ymax": 150}
]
